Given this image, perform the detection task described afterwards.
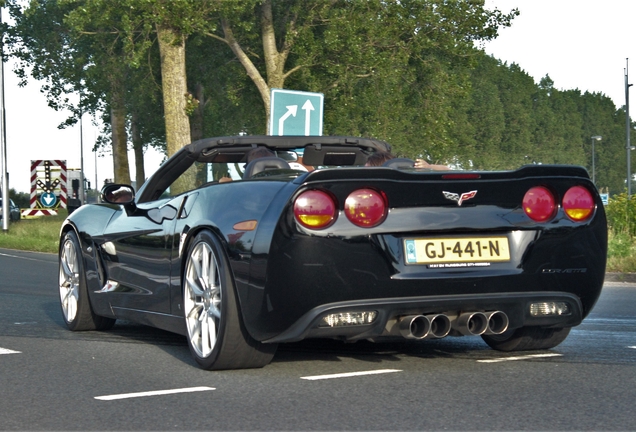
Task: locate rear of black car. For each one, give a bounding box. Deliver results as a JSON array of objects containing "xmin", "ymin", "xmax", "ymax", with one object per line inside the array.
[{"xmin": 247, "ymin": 165, "xmax": 606, "ymax": 350}]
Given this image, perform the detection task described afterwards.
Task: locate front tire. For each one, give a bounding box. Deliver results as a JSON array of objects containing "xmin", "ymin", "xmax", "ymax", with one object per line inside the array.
[
  {"xmin": 183, "ymin": 230, "xmax": 277, "ymax": 370},
  {"xmin": 482, "ymin": 326, "xmax": 571, "ymax": 351},
  {"xmin": 58, "ymin": 230, "xmax": 116, "ymax": 331}
]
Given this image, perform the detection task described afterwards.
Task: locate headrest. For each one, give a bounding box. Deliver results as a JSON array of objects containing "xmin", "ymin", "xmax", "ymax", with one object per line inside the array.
[
  {"xmin": 243, "ymin": 157, "xmax": 291, "ymax": 178},
  {"xmin": 382, "ymin": 158, "xmax": 415, "ymax": 169}
]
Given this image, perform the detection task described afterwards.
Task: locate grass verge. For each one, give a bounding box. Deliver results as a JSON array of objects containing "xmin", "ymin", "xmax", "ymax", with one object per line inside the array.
[
  {"xmin": 0, "ymin": 210, "xmax": 67, "ymax": 254},
  {"xmin": 606, "ymin": 230, "xmax": 636, "ymax": 273}
]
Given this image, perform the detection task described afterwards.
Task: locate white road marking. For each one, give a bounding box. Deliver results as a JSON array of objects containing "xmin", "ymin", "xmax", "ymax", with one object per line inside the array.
[
  {"xmin": 95, "ymin": 386, "xmax": 215, "ymax": 401},
  {"xmin": 0, "ymin": 347, "xmax": 21, "ymax": 355},
  {"xmin": 0, "ymin": 251, "xmax": 51, "ymax": 262},
  {"xmin": 301, "ymin": 369, "xmax": 402, "ymax": 381},
  {"xmin": 478, "ymin": 353, "xmax": 563, "ymax": 363}
]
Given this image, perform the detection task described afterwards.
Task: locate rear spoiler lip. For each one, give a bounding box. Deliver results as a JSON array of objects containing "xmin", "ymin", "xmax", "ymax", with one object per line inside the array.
[{"xmin": 295, "ymin": 164, "xmax": 591, "ymax": 184}]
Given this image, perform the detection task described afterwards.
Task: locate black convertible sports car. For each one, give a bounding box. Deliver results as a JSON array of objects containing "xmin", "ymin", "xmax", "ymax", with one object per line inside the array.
[{"xmin": 58, "ymin": 135, "xmax": 607, "ymax": 370}]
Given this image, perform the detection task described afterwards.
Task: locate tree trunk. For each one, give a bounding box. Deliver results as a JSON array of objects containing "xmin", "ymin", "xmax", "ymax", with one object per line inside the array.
[
  {"xmin": 157, "ymin": 24, "xmax": 191, "ymax": 156},
  {"xmin": 131, "ymin": 111, "xmax": 145, "ymax": 190},
  {"xmin": 157, "ymin": 24, "xmax": 192, "ymax": 194},
  {"xmin": 110, "ymin": 85, "xmax": 131, "ymax": 185},
  {"xmin": 261, "ymin": 0, "xmax": 286, "ymax": 90},
  {"xmin": 220, "ymin": 0, "xmax": 291, "ymax": 133}
]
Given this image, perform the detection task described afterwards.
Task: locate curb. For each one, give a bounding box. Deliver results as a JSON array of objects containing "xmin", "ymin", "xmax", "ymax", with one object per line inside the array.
[{"xmin": 605, "ymin": 273, "xmax": 636, "ymax": 283}]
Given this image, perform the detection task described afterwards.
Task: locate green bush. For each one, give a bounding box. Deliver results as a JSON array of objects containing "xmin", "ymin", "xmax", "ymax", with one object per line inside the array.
[
  {"xmin": 605, "ymin": 193, "xmax": 636, "ymax": 272},
  {"xmin": 605, "ymin": 192, "xmax": 636, "ymax": 236},
  {"xmin": 9, "ymin": 189, "xmax": 31, "ymax": 209}
]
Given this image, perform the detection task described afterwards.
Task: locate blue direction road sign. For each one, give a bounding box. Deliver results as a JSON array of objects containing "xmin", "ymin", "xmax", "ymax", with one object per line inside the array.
[
  {"xmin": 40, "ymin": 192, "xmax": 57, "ymax": 208},
  {"xmin": 269, "ymin": 89, "xmax": 324, "ymax": 136}
]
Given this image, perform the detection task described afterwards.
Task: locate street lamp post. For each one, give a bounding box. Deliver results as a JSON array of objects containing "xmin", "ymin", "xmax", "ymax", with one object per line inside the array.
[
  {"xmin": 591, "ymin": 135, "xmax": 602, "ymax": 185},
  {"xmin": 626, "ymin": 59, "xmax": 633, "ymax": 197}
]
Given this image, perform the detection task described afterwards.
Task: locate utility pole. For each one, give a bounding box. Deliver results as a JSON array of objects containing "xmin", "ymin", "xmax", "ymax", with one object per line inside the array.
[
  {"xmin": 0, "ymin": 8, "xmax": 9, "ymax": 232},
  {"xmin": 591, "ymin": 135, "xmax": 602, "ymax": 185},
  {"xmin": 627, "ymin": 60, "xmax": 634, "ymax": 197},
  {"xmin": 79, "ymin": 104, "xmax": 85, "ymax": 205}
]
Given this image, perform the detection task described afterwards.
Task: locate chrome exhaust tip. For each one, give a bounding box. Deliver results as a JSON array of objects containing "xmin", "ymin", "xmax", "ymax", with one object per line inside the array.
[
  {"xmin": 454, "ymin": 312, "xmax": 489, "ymax": 336},
  {"xmin": 425, "ymin": 314, "xmax": 451, "ymax": 338},
  {"xmin": 398, "ymin": 315, "xmax": 431, "ymax": 339},
  {"xmin": 484, "ymin": 311, "xmax": 509, "ymax": 335}
]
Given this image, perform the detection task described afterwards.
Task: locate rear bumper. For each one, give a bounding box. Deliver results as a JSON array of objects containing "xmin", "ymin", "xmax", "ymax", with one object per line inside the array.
[{"xmin": 263, "ymin": 291, "xmax": 583, "ymax": 343}]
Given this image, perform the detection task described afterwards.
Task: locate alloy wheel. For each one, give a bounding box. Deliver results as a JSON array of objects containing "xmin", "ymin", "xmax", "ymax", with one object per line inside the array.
[
  {"xmin": 184, "ymin": 241, "xmax": 222, "ymax": 358},
  {"xmin": 59, "ymin": 238, "xmax": 80, "ymax": 323}
]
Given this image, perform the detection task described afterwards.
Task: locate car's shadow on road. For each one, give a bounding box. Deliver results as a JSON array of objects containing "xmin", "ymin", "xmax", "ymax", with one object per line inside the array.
[
  {"xmin": 38, "ymin": 303, "xmax": 493, "ymax": 368},
  {"xmin": 272, "ymin": 336, "xmax": 491, "ymax": 365}
]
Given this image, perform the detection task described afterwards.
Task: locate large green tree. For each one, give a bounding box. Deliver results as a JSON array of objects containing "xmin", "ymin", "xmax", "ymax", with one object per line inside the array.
[
  {"xmin": 7, "ymin": 0, "xmax": 153, "ymax": 184},
  {"xmin": 206, "ymin": 0, "xmax": 518, "ymax": 159}
]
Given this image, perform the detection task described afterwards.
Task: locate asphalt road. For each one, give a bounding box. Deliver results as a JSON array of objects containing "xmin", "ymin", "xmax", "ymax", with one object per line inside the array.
[{"xmin": 1, "ymin": 248, "xmax": 635, "ymax": 431}]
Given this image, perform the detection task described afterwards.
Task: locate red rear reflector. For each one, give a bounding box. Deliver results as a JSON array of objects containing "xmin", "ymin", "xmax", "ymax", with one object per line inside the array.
[
  {"xmin": 345, "ymin": 188, "xmax": 387, "ymax": 228},
  {"xmin": 563, "ymin": 186, "xmax": 595, "ymax": 222},
  {"xmin": 523, "ymin": 186, "xmax": 556, "ymax": 222},
  {"xmin": 294, "ymin": 190, "xmax": 337, "ymax": 229},
  {"xmin": 441, "ymin": 174, "xmax": 481, "ymax": 180}
]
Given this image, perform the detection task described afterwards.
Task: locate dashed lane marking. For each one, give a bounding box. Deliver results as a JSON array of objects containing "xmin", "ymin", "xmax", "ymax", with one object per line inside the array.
[
  {"xmin": 0, "ymin": 347, "xmax": 21, "ymax": 355},
  {"xmin": 95, "ymin": 386, "xmax": 215, "ymax": 401},
  {"xmin": 0, "ymin": 251, "xmax": 51, "ymax": 262},
  {"xmin": 477, "ymin": 353, "xmax": 563, "ymax": 363},
  {"xmin": 301, "ymin": 369, "xmax": 402, "ymax": 380}
]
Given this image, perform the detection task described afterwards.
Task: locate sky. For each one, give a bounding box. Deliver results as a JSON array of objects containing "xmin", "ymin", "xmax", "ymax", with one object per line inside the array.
[
  {"xmin": 1, "ymin": 0, "xmax": 635, "ymax": 193},
  {"xmin": 2, "ymin": 59, "xmax": 166, "ymax": 194},
  {"xmin": 483, "ymin": 0, "xmax": 635, "ymax": 108}
]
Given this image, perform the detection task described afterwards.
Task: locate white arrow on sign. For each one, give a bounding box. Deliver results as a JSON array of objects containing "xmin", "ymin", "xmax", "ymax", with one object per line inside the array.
[
  {"xmin": 43, "ymin": 195, "xmax": 55, "ymax": 206},
  {"xmin": 278, "ymin": 105, "xmax": 298, "ymax": 136},
  {"xmin": 302, "ymin": 100, "xmax": 315, "ymax": 136}
]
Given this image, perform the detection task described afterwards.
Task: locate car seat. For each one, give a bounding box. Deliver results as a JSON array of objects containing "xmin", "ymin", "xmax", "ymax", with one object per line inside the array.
[{"xmin": 243, "ymin": 157, "xmax": 291, "ymax": 178}]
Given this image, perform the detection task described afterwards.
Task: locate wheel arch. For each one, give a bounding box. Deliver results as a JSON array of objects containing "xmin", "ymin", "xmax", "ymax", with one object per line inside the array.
[
  {"xmin": 58, "ymin": 224, "xmax": 116, "ymax": 328},
  {"xmin": 59, "ymin": 220, "xmax": 79, "ymax": 250},
  {"xmin": 178, "ymin": 224, "xmax": 232, "ymax": 285},
  {"xmin": 60, "ymin": 220, "xmax": 113, "ymax": 317}
]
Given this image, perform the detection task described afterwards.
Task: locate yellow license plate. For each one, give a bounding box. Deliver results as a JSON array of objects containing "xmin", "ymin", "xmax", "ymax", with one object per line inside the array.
[{"xmin": 404, "ymin": 237, "xmax": 510, "ymax": 265}]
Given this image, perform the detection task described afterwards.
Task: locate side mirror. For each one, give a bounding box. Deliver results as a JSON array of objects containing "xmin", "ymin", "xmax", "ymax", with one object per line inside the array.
[{"xmin": 101, "ymin": 184, "xmax": 135, "ymax": 205}]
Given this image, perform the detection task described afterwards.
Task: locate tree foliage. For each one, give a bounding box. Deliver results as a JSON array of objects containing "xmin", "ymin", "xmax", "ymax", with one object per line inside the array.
[{"xmin": 4, "ymin": 0, "xmax": 634, "ymax": 196}]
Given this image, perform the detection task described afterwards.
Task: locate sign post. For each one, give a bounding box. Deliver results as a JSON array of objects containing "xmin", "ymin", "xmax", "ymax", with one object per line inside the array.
[{"xmin": 269, "ymin": 89, "xmax": 324, "ymax": 136}]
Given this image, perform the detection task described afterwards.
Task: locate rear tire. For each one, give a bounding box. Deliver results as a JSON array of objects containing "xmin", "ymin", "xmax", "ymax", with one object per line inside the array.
[
  {"xmin": 482, "ymin": 326, "xmax": 571, "ymax": 351},
  {"xmin": 59, "ymin": 230, "xmax": 116, "ymax": 331},
  {"xmin": 183, "ymin": 230, "xmax": 277, "ymax": 370}
]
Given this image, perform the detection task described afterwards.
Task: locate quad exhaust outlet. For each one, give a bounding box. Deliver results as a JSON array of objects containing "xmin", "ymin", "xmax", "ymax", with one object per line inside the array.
[{"xmin": 396, "ymin": 311, "xmax": 508, "ymax": 339}]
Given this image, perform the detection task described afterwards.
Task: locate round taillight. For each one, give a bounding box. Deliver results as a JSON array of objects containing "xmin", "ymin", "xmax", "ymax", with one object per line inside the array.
[
  {"xmin": 563, "ymin": 186, "xmax": 595, "ymax": 222},
  {"xmin": 523, "ymin": 186, "xmax": 556, "ymax": 222},
  {"xmin": 293, "ymin": 190, "xmax": 337, "ymax": 229},
  {"xmin": 344, "ymin": 188, "xmax": 387, "ymax": 228}
]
